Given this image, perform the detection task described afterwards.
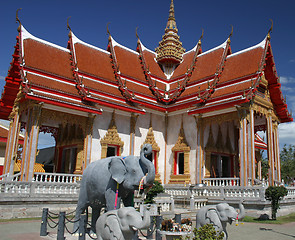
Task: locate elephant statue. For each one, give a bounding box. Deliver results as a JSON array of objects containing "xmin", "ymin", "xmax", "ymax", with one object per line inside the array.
[
  {"xmin": 196, "ymin": 202, "xmax": 245, "ymax": 240},
  {"xmin": 96, "ymin": 206, "xmax": 150, "ymax": 240},
  {"xmin": 73, "ymin": 144, "xmax": 155, "ymax": 233}
]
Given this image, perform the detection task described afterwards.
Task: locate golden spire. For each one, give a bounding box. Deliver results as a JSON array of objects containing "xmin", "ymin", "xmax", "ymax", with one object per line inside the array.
[{"xmin": 155, "ymin": 0, "xmax": 185, "ymax": 67}]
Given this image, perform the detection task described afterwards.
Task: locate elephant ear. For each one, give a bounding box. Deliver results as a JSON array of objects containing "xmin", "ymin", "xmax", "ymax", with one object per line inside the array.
[
  {"xmin": 206, "ymin": 208, "xmax": 221, "ymax": 228},
  {"xmin": 109, "ymin": 158, "xmax": 127, "ymax": 184},
  {"xmin": 105, "ymin": 214, "xmax": 124, "ymax": 240}
]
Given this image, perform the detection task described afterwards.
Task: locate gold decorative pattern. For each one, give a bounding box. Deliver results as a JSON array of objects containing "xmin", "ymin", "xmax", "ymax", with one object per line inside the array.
[
  {"xmin": 142, "ymin": 126, "xmax": 161, "ymax": 182},
  {"xmin": 100, "ymin": 112, "xmax": 124, "ymax": 158},
  {"xmin": 155, "ymin": 0, "xmax": 185, "ymax": 65},
  {"xmin": 202, "ymin": 112, "xmax": 238, "ymax": 126},
  {"xmin": 130, "ymin": 113, "xmax": 139, "ymax": 134},
  {"xmin": 142, "ymin": 127, "xmax": 160, "ymax": 152},
  {"xmin": 169, "ymin": 121, "xmax": 191, "ymax": 184}
]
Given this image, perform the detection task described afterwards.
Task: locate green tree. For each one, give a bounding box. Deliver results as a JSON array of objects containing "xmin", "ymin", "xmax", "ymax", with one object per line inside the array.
[
  {"xmin": 265, "ymin": 186, "xmax": 288, "ymax": 220},
  {"xmin": 144, "ymin": 181, "xmax": 164, "ymax": 204},
  {"xmin": 280, "ymin": 144, "xmax": 295, "ymax": 184}
]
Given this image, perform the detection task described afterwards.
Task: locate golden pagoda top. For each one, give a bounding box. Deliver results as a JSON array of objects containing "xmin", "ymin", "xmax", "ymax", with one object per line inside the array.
[{"xmin": 155, "ymin": 0, "xmax": 185, "ymax": 66}]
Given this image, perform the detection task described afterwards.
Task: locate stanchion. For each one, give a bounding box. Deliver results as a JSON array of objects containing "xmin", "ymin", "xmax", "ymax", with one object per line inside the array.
[
  {"xmin": 40, "ymin": 208, "xmax": 48, "ymax": 236},
  {"xmin": 147, "ymin": 216, "xmax": 155, "ymax": 239},
  {"xmin": 79, "ymin": 214, "xmax": 87, "ymax": 240},
  {"xmin": 155, "ymin": 215, "xmax": 162, "ymax": 240},
  {"xmin": 175, "ymin": 214, "xmax": 181, "ymax": 224},
  {"xmin": 57, "ymin": 212, "xmax": 65, "ymax": 240}
]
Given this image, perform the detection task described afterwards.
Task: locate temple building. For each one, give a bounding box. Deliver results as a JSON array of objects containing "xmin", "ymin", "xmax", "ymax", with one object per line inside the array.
[{"xmin": 0, "ymin": 1, "xmax": 292, "ymax": 186}]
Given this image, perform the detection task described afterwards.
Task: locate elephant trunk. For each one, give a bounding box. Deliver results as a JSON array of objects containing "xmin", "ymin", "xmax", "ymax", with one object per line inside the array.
[
  {"xmin": 133, "ymin": 207, "xmax": 151, "ymax": 230},
  {"xmin": 140, "ymin": 144, "xmax": 155, "ymax": 187},
  {"xmin": 238, "ymin": 202, "xmax": 245, "ymax": 220}
]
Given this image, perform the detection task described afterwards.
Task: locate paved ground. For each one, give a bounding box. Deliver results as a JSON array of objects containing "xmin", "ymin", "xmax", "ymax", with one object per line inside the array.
[{"xmin": 1, "ymin": 218, "xmax": 295, "ymax": 240}]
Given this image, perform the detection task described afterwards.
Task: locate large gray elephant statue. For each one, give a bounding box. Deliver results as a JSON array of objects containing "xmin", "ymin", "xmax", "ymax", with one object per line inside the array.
[
  {"xmin": 196, "ymin": 202, "xmax": 245, "ymax": 240},
  {"xmin": 73, "ymin": 144, "xmax": 155, "ymax": 233},
  {"xmin": 96, "ymin": 206, "xmax": 150, "ymax": 240}
]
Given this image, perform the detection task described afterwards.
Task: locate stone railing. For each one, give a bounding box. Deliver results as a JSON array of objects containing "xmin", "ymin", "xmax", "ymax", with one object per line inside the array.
[
  {"xmin": 164, "ymin": 185, "xmax": 190, "ymax": 197},
  {"xmin": 190, "ymin": 196, "xmax": 208, "ymax": 210},
  {"xmin": 165, "ymin": 184, "xmax": 266, "ymax": 201},
  {"xmin": 0, "ymin": 173, "xmax": 21, "ymax": 181},
  {"xmin": 33, "ymin": 172, "xmax": 82, "ymax": 183},
  {"xmin": 134, "ymin": 195, "xmax": 175, "ymax": 214},
  {"xmin": 202, "ymin": 178, "xmax": 240, "ymax": 187},
  {"xmin": 285, "ymin": 187, "xmax": 295, "ymax": 199},
  {"xmin": 0, "ymin": 180, "xmax": 80, "ymax": 199}
]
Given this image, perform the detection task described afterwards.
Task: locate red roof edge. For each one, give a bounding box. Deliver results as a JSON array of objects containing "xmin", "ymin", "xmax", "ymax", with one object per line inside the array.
[
  {"xmin": 263, "ymin": 40, "xmax": 293, "ymax": 122},
  {"xmin": 108, "ymin": 37, "xmax": 136, "ymax": 102},
  {"xmin": 68, "ymin": 31, "xmax": 89, "ymax": 99},
  {"xmin": 0, "ymin": 34, "xmax": 23, "ymax": 120}
]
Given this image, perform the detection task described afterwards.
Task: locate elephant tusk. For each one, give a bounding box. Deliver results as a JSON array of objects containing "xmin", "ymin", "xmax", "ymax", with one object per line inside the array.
[{"xmin": 132, "ymin": 226, "xmax": 138, "ymax": 231}]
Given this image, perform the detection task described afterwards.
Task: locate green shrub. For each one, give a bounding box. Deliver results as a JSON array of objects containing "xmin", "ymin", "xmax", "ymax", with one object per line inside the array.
[
  {"xmin": 265, "ymin": 186, "xmax": 288, "ymax": 220},
  {"xmin": 192, "ymin": 224, "xmax": 224, "ymax": 240},
  {"xmin": 144, "ymin": 181, "xmax": 164, "ymax": 204}
]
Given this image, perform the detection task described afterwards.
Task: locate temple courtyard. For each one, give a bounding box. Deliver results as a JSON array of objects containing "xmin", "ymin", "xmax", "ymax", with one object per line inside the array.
[{"xmin": 1, "ymin": 216, "xmax": 295, "ymax": 240}]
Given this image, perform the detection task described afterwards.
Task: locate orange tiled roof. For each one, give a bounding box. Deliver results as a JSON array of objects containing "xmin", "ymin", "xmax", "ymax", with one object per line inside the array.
[{"xmin": 0, "ymin": 25, "xmax": 292, "ymax": 123}]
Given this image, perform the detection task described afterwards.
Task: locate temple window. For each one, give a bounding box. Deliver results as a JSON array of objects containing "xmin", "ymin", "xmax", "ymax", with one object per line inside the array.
[
  {"xmin": 106, "ymin": 144, "xmax": 120, "ymax": 157},
  {"xmin": 142, "ymin": 119, "xmax": 161, "ymax": 181},
  {"xmin": 169, "ymin": 120, "xmax": 191, "ymax": 184},
  {"xmin": 100, "ymin": 112, "xmax": 124, "ymax": 159},
  {"xmin": 174, "ymin": 151, "xmax": 184, "ymax": 175}
]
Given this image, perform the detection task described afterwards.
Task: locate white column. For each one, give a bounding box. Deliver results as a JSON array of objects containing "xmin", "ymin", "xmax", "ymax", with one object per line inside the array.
[
  {"xmin": 83, "ymin": 114, "xmax": 96, "ymax": 170},
  {"xmin": 273, "ymin": 122, "xmax": 281, "ymax": 182},
  {"xmin": 238, "ymin": 108, "xmax": 248, "ymax": 187},
  {"xmin": 195, "ymin": 115, "xmax": 204, "ymax": 184},
  {"xmin": 266, "ymin": 112, "xmax": 274, "ymax": 186},
  {"xmin": 4, "ymin": 112, "xmax": 20, "ymax": 177},
  {"xmin": 21, "ymin": 104, "xmax": 42, "ymax": 182},
  {"xmin": 249, "ymin": 109, "xmax": 255, "ymax": 185}
]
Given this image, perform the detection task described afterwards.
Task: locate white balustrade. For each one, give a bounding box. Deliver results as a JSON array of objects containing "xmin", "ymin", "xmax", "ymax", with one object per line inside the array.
[
  {"xmin": 202, "ymin": 178, "xmax": 240, "ymax": 187},
  {"xmin": 33, "ymin": 172, "xmax": 82, "ymax": 183},
  {"xmin": 0, "ymin": 180, "xmax": 80, "ymax": 197}
]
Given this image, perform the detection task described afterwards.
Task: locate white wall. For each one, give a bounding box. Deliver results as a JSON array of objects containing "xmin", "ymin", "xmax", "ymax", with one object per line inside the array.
[{"xmin": 91, "ymin": 110, "xmax": 199, "ymax": 184}]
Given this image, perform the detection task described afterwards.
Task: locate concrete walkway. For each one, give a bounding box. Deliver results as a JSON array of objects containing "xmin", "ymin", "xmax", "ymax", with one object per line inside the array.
[{"xmin": 1, "ymin": 218, "xmax": 295, "ymax": 240}]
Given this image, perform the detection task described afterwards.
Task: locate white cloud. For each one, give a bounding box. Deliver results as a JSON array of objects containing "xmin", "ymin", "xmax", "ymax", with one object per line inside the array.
[
  {"xmin": 38, "ymin": 132, "xmax": 56, "ymax": 149},
  {"xmin": 0, "ymin": 75, "xmax": 5, "ymax": 81},
  {"xmin": 278, "ymin": 122, "xmax": 295, "ymax": 148},
  {"xmin": 280, "ymin": 76, "xmax": 295, "ymax": 84}
]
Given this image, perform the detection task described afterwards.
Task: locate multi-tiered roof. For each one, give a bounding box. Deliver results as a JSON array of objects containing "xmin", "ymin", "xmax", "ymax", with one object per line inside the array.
[{"xmin": 0, "ymin": 2, "xmax": 292, "ymax": 123}]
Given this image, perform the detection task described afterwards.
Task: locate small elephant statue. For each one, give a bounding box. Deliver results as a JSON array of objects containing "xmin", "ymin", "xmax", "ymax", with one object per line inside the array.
[
  {"xmin": 73, "ymin": 144, "xmax": 155, "ymax": 233},
  {"xmin": 96, "ymin": 206, "xmax": 151, "ymax": 240},
  {"xmin": 196, "ymin": 202, "xmax": 245, "ymax": 240}
]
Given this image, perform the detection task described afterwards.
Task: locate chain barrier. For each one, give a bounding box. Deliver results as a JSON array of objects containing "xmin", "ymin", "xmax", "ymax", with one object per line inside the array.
[
  {"xmin": 47, "ymin": 214, "xmax": 59, "ymax": 229},
  {"xmin": 41, "ymin": 207, "xmax": 166, "ymax": 240},
  {"xmin": 64, "ymin": 221, "xmax": 79, "ymax": 235}
]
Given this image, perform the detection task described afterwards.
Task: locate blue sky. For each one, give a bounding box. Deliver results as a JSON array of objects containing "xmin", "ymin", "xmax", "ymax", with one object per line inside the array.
[{"xmin": 0, "ymin": 0, "xmax": 294, "ymax": 149}]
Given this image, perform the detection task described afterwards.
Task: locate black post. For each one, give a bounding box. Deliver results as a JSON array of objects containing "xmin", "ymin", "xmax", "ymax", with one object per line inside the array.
[
  {"xmin": 155, "ymin": 215, "xmax": 162, "ymax": 240},
  {"xmin": 147, "ymin": 216, "xmax": 155, "ymax": 239},
  {"xmin": 175, "ymin": 214, "xmax": 181, "ymax": 224},
  {"xmin": 40, "ymin": 208, "xmax": 48, "ymax": 236},
  {"xmin": 79, "ymin": 214, "xmax": 87, "ymax": 240},
  {"xmin": 57, "ymin": 211, "xmax": 65, "ymax": 240}
]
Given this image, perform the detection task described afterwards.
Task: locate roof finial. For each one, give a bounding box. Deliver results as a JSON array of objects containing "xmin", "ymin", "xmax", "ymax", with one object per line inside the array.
[
  {"xmin": 16, "ymin": 8, "xmax": 22, "ymax": 32},
  {"xmin": 155, "ymin": 0, "xmax": 185, "ymax": 66},
  {"xmin": 107, "ymin": 22, "xmax": 111, "ymax": 36},
  {"xmin": 67, "ymin": 16, "xmax": 72, "ymax": 31},
  {"xmin": 198, "ymin": 29, "xmax": 204, "ymax": 44},
  {"xmin": 135, "ymin": 27, "xmax": 139, "ymax": 40},
  {"xmin": 267, "ymin": 19, "xmax": 273, "ymax": 39},
  {"xmin": 228, "ymin": 25, "xmax": 233, "ymax": 43}
]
